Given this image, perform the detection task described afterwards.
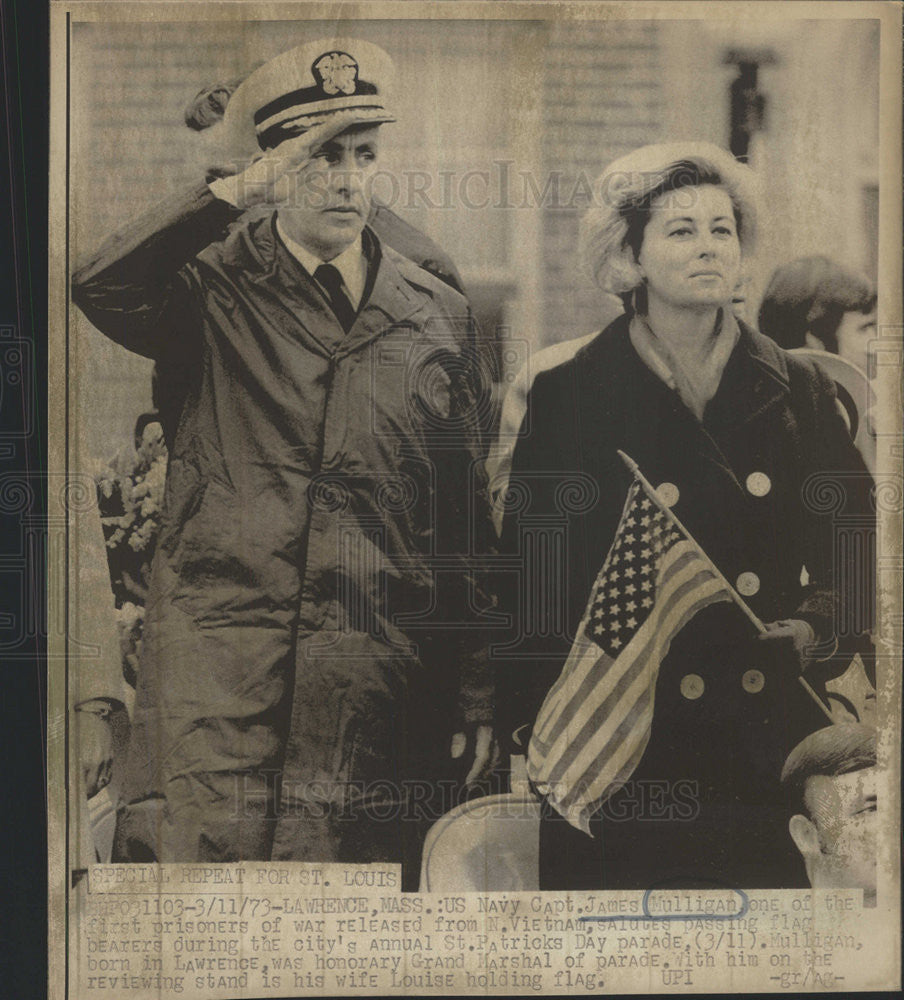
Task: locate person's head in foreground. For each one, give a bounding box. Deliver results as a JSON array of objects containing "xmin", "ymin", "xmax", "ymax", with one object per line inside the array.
[
  {"xmin": 781, "ymin": 723, "xmax": 877, "ymax": 904},
  {"xmin": 581, "ymin": 141, "xmax": 759, "ymax": 321},
  {"xmin": 220, "ymin": 38, "xmax": 396, "ymax": 260},
  {"xmin": 758, "ymin": 256, "xmax": 877, "ymax": 375}
]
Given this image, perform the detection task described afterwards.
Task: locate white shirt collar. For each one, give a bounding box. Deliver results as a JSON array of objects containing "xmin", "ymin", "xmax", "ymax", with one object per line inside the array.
[{"xmin": 275, "ymin": 220, "xmax": 367, "ymax": 310}]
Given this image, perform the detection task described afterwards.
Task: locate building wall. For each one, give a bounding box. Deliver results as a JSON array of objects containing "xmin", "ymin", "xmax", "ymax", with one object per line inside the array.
[{"xmin": 537, "ymin": 19, "xmax": 663, "ymax": 349}]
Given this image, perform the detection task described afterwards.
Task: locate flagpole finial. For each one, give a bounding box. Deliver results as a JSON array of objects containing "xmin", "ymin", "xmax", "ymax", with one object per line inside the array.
[{"xmin": 617, "ymin": 450, "xmax": 640, "ymax": 476}]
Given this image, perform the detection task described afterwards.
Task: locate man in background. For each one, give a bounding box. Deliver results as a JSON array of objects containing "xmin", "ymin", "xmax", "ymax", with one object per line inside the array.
[{"xmin": 758, "ymin": 256, "xmax": 877, "ymax": 377}]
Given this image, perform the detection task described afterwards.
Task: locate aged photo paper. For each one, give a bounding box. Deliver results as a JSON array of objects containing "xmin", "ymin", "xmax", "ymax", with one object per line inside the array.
[{"xmin": 48, "ymin": 1, "xmax": 902, "ymax": 996}]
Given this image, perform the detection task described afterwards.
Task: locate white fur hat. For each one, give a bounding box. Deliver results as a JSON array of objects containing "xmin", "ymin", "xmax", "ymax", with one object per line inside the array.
[{"xmin": 581, "ymin": 141, "xmax": 760, "ymax": 295}]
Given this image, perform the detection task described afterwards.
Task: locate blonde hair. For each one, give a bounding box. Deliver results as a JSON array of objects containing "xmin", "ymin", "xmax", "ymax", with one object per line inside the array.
[{"xmin": 581, "ymin": 141, "xmax": 760, "ymax": 298}]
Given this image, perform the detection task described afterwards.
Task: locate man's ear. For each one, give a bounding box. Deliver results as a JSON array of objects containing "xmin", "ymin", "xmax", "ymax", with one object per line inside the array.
[
  {"xmin": 789, "ymin": 813, "xmax": 821, "ymax": 859},
  {"xmin": 804, "ymin": 331, "xmax": 826, "ymax": 352}
]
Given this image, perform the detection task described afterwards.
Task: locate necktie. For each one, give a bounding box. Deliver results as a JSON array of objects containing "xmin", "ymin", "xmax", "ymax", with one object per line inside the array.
[{"xmin": 313, "ymin": 264, "xmax": 357, "ymax": 333}]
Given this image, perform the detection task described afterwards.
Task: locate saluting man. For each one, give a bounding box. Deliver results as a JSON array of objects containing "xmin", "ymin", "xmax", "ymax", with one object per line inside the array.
[{"xmin": 73, "ymin": 39, "xmax": 496, "ymax": 886}]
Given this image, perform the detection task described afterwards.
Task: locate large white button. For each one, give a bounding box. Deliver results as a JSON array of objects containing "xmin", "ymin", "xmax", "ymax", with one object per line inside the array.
[
  {"xmin": 656, "ymin": 482, "xmax": 680, "ymax": 508},
  {"xmin": 736, "ymin": 571, "xmax": 760, "ymax": 596},
  {"xmin": 680, "ymin": 673, "xmax": 705, "ymax": 700},
  {"xmin": 742, "ymin": 669, "xmax": 766, "ymax": 694},
  {"xmin": 746, "ymin": 471, "xmax": 772, "ymax": 497}
]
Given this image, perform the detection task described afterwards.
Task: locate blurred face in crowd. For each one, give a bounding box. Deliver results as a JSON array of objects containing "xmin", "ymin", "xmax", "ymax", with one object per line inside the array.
[
  {"xmin": 833, "ymin": 308, "xmax": 877, "ymax": 375},
  {"xmin": 637, "ymin": 184, "xmax": 742, "ymax": 314},
  {"xmin": 790, "ymin": 766, "xmax": 877, "ymax": 904},
  {"xmin": 278, "ymin": 124, "xmax": 380, "ymax": 260}
]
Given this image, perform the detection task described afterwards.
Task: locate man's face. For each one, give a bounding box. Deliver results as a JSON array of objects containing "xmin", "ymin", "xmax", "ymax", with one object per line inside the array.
[
  {"xmin": 834, "ymin": 308, "xmax": 877, "ymax": 376},
  {"xmin": 804, "ymin": 767, "xmax": 877, "ymax": 901},
  {"xmin": 279, "ymin": 125, "xmax": 380, "ymax": 261}
]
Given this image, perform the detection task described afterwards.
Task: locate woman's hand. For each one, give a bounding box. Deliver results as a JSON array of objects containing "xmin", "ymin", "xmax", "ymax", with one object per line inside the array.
[
  {"xmin": 208, "ymin": 110, "xmax": 373, "ymax": 210},
  {"xmin": 757, "ymin": 619, "xmax": 816, "ymax": 674}
]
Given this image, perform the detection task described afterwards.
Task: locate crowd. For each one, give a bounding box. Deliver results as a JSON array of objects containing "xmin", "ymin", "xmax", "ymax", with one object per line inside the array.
[{"xmin": 72, "ymin": 38, "xmax": 878, "ymax": 898}]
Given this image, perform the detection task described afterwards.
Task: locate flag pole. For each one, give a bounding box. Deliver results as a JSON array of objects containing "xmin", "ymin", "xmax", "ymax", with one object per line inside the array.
[{"xmin": 616, "ymin": 450, "xmax": 834, "ymax": 723}]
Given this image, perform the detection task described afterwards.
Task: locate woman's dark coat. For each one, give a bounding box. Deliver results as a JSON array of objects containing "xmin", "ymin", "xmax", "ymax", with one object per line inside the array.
[{"xmin": 497, "ymin": 313, "xmax": 874, "ymax": 890}]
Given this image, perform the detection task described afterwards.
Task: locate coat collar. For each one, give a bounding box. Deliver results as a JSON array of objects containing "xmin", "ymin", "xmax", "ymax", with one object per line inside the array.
[
  {"xmin": 582, "ymin": 313, "xmax": 792, "ymax": 429},
  {"xmin": 704, "ymin": 320, "xmax": 791, "ymax": 429},
  {"xmin": 343, "ymin": 237, "xmax": 430, "ymax": 358},
  {"xmin": 227, "ymin": 213, "xmax": 430, "ymax": 358},
  {"xmin": 576, "ymin": 314, "xmax": 794, "ymax": 497}
]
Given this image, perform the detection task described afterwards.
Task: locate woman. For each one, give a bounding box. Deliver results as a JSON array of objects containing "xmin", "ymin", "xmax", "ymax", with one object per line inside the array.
[{"xmin": 496, "ymin": 142, "xmax": 874, "ymax": 890}]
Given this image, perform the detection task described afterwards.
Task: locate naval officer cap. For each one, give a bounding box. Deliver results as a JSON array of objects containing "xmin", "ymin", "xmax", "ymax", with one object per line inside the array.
[{"xmin": 224, "ymin": 38, "xmax": 396, "ymax": 151}]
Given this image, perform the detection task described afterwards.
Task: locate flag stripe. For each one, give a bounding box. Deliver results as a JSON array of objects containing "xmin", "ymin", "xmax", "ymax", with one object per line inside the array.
[
  {"xmin": 556, "ymin": 680, "xmax": 656, "ymax": 813},
  {"xmin": 526, "ymin": 472, "xmax": 738, "ymax": 834},
  {"xmin": 530, "ymin": 634, "xmax": 600, "ymax": 741},
  {"xmin": 535, "ymin": 577, "xmax": 724, "ymax": 796},
  {"xmin": 532, "ymin": 543, "xmax": 709, "ymax": 745},
  {"xmin": 534, "ymin": 591, "xmax": 727, "ymax": 830},
  {"xmin": 532, "ymin": 558, "xmax": 723, "ymax": 761},
  {"xmin": 556, "ymin": 721, "xmax": 656, "ymax": 835},
  {"xmin": 561, "ymin": 581, "xmax": 731, "ymax": 808},
  {"xmin": 532, "ymin": 490, "xmax": 673, "ymax": 710},
  {"xmin": 532, "ymin": 620, "xmax": 656, "ymax": 783},
  {"xmin": 533, "ymin": 574, "xmax": 728, "ymax": 791}
]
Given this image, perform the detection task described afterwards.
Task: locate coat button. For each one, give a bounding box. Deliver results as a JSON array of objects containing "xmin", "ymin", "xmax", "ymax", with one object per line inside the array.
[
  {"xmin": 656, "ymin": 482, "xmax": 680, "ymax": 507},
  {"xmin": 680, "ymin": 673, "xmax": 705, "ymax": 700},
  {"xmin": 746, "ymin": 471, "xmax": 772, "ymax": 497},
  {"xmin": 736, "ymin": 571, "xmax": 760, "ymax": 596},
  {"xmin": 742, "ymin": 669, "xmax": 766, "ymax": 694}
]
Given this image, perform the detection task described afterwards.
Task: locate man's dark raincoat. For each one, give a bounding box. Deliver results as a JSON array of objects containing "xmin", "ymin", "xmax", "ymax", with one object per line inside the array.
[{"xmin": 73, "ymin": 185, "xmax": 495, "ymax": 878}]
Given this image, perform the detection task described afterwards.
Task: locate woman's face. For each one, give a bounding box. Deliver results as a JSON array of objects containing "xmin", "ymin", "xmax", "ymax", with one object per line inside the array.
[{"xmin": 637, "ymin": 184, "xmax": 742, "ymax": 313}]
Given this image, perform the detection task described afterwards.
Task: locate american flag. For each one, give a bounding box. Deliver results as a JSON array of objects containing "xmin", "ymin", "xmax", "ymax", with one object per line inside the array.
[{"xmin": 527, "ymin": 477, "xmax": 735, "ymax": 834}]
